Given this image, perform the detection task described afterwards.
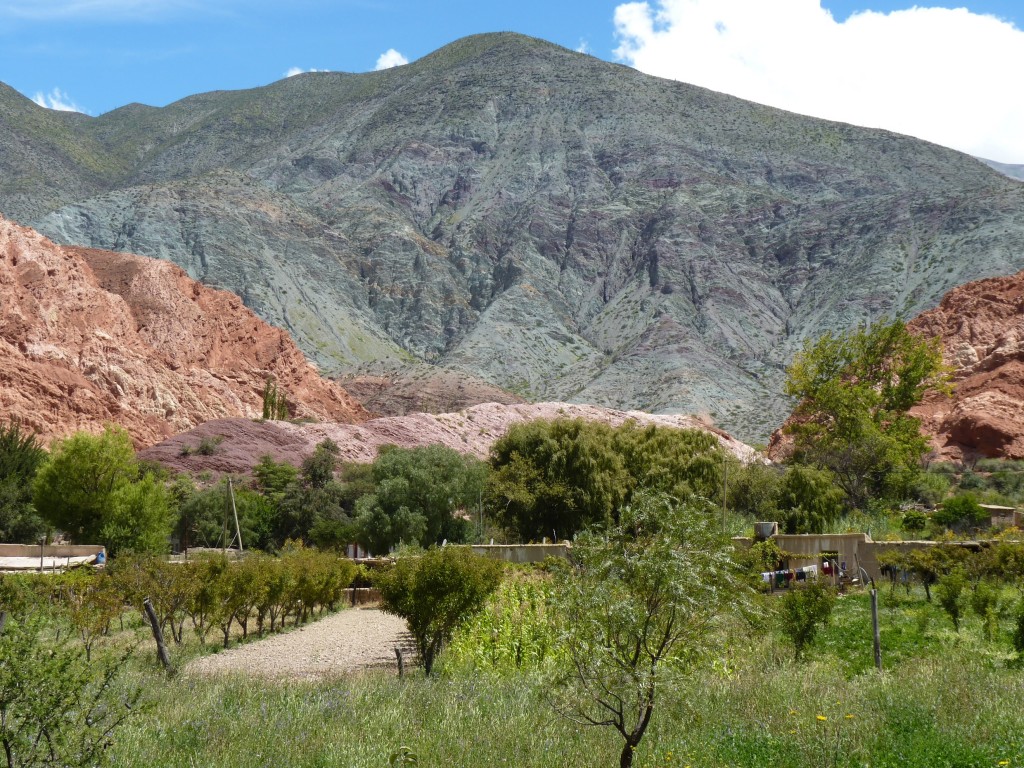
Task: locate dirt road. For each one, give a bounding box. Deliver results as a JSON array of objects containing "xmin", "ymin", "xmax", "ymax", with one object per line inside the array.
[{"xmin": 185, "ymin": 608, "xmax": 415, "ymax": 680}]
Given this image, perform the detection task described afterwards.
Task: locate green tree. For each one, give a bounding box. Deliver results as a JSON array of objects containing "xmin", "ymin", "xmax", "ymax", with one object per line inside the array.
[
  {"xmin": 784, "ymin": 318, "xmax": 946, "ymax": 508},
  {"xmin": 354, "ymin": 445, "xmax": 486, "ymax": 553},
  {"xmin": 177, "ymin": 480, "xmax": 275, "ymax": 552},
  {"xmin": 935, "ymin": 568, "xmax": 968, "ymax": 631},
  {"xmin": 32, "ymin": 427, "xmax": 139, "ymax": 544},
  {"xmin": 779, "ymin": 581, "xmax": 837, "ymax": 660},
  {"xmin": 301, "ymin": 439, "xmax": 340, "ymax": 490},
  {"xmin": 488, "ymin": 419, "xmax": 627, "ymax": 541},
  {"xmin": 777, "ymin": 465, "xmax": 845, "ymax": 534},
  {"xmin": 375, "ymin": 546, "xmax": 502, "ymax": 676},
  {"xmin": 549, "ymin": 491, "xmax": 746, "ymax": 768},
  {"xmin": 611, "ymin": 422, "xmax": 725, "ymax": 502},
  {"xmin": 0, "ymin": 421, "xmax": 47, "ymax": 544},
  {"xmin": 102, "ymin": 473, "xmax": 173, "ymax": 556}
]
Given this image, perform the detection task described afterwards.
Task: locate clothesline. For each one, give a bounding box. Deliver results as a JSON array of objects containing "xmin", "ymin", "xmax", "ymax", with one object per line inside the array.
[{"xmin": 761, "ymin": 564, "xmax": 818, "ymax": 587}]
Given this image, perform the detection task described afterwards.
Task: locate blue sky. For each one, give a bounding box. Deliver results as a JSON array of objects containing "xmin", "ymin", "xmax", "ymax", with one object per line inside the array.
[{"xmin": 1, "ymin": 1, "xmax": 1022, "ymax": 161}]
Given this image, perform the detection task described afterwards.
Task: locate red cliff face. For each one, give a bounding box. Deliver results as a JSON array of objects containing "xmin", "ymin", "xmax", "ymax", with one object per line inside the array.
[
  {"xmin": 909, "ymin": 270, "xmax": 1024, "ymax": 460},
  {"xmin": 0, "ymin": 216, "xmax": 367, "ymax": 447}
]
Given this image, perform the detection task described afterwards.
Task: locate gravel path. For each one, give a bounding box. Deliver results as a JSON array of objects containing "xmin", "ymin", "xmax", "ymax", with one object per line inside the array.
[{"xmin": 185, "ymin": 608, "xmax": 415, "ymax": 680}]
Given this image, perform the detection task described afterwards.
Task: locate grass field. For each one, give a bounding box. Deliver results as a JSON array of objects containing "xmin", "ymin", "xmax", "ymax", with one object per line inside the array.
[{"xmin": 99, "ymin": 586, "xmax": 1024, "ymax": 768}]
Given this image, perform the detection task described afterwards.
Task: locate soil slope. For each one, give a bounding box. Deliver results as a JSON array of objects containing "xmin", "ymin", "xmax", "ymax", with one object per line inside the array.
[
  {"xmin": 140, "ymin": 401, "xmax": 759, "ymax": 475},
  {"xmin": 0, "ymin": 216, "xmax": 366, "ymax": 446}
]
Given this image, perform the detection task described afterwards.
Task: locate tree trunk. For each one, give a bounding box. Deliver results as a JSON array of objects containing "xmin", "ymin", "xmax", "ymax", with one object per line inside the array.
[{"xmin": 619, "ymin": 742, "xmax": 635, "ymax": 768}]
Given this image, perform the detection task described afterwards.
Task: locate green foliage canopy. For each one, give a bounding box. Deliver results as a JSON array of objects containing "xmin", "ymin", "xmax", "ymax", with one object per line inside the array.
[
  {"xmin": 0, "ymin": 421, "xmax": 47, "ymax": 544},
  {"xmin": 784, "ymin": 318, "xmax": 946, "ymax": 508},
  {"xmin": 375, "ymin": 546, "xmax": 502, "ymax": 676},
  {"xmin": 488, "ymin": 419, "xmax": 727, "ymax": 541},
  {"xmin": 354, "ymin": 445, "xmax": 486, "ymax": 554}
]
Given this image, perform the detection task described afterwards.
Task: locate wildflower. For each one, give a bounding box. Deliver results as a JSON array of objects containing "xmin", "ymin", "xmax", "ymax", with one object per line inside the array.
[
  {"xmin": 998, "ymin": 762, "xmax": 1009, "ymax": 766},
  {"xmin": 788, "ymin": 730, "xmax": 797, "ymax": 735},
  {"xmin": 845, "ymin": 714, "xmax": 855, "ymax": 719},
  {"xmin": 788, "ymin": 709, "xmax": 797, "ymax": 715},
  {"xmin": 816, "ymin": 715, "xmax": 828, "ymax": 722}
]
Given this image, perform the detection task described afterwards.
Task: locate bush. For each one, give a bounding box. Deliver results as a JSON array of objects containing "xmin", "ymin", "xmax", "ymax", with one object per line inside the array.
[
  {"xmin": 376, "ymin": 546, "xmax": 502, "ymax": 676},
  {"xmin": 901, "ymin": 509, "xmax": 929, "ymax": 535},
  {"xmin": 0, "ymin": 613, "xmax": 140, "ymax": 767},
  {"xmin": 933, "ymin": 494, "xmax": 987, "ymax": 530},
  {"xmin": 780, "ymin": 580, "xmax": 836, "ymax": 660}
]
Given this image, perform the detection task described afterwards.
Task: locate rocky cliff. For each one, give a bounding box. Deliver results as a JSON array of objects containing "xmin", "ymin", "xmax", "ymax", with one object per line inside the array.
[
  {"xmin": 909, "ymin": 270, "xmax": 1024, "ymax": 459},
  {"xmin": 2, "ymin": 34, "xmax": 1024, "ymax": 439},
  {"xmin": 0, "ymin": 216, "xmax": 366, "ymax": 446}
]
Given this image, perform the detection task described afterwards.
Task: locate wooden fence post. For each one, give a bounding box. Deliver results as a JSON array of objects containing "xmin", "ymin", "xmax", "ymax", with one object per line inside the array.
[
  {"xmin": 395, "ymin": 647, "xmax": 405, "ymax": 678},
  {"xmin": 871, "ymin": 589, "xmax": 882, "ymax": 672},
  {"xmin": 143, "ymin": 597, "xmax": 173, "ymax": 671}
]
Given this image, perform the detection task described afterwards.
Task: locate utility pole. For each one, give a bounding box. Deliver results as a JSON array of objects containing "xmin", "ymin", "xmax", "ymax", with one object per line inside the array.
[{"xmin": 722, "ymin": 457, "xmax": 729, "ymax": 534}]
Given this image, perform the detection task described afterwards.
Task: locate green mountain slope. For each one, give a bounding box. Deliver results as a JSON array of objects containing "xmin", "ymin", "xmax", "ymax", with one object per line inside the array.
[{"xmin": 2, "ymin": 33, "xmax": 1022, "ymax": 439}]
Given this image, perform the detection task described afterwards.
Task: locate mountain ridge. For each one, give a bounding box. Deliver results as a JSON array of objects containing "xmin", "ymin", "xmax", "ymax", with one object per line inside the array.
[{"xmin": 2, "ymin": 32, "xmax": 1022, "ymax": 440}]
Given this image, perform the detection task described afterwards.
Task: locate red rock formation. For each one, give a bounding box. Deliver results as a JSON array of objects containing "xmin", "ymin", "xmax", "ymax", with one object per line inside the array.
[
  {"xmin": 0, "ymin": 216, "xmax": 367, "ymax": 446},
  {"xmin": 909, "ymin": 270, "xmax": 1024, "ymax": 459}
]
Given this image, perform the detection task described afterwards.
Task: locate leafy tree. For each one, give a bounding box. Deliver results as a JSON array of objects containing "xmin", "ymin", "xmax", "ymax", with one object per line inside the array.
[
  {"xmin": 177, "ymin": 480, "xmax": 276, "ymax": 552},
  {"xmin": 261, "ymin": 378, "xmax": 289, "ymax": 420},
  {"xmin": 253, "ymin": 455, "xmax": 299, "ymax": 501},
  {"xmin": 0, "ymin": 614, "xmax": 140, "ymax": 768},
  {"xmin": 779, "ymin": 581, "xmax": 837, "ymax": 660},
  {"xmin": 935, "ymin": 568, "xmax": 968, "ymax": 631},
  {"xmin": 901, "ymin": 509, "xmax": 929, "ymax": 535},
  {"xmin": 784, "ymin": 318, "xmax": 946, "ymax": 508},
  {"xmin": 354, "ymin": 445, "xmax": 485, "ymax": 553},
  {"xmin": 728, "ymin": 462, "xmax": 783, "ymax": 520},
  {"xmin": 0, "ymin": 421, "xmax": 47, "ymax": 544},
  {"xmin": 33, "ymin": 427, "xmax": 139, "ymax": 544},
  {"xmin": 102, "ymin": 473, "xmax": 173, "ymax": 556},
  {"xmin": 611, "ymin": 422, "xmax": 725, "ymax": 502},
  {"xmin": 488, "ymin": 419, "xmax": 627, "ymax": 541},
  {"xmin": 777, "ymin": 465, "xmax": 845, "ymax": 534},
  {"xmin": 549, "ymin": 491, "xmax": 745, "ymax": 768},
  {"xmin": 375, "ymin": 546, "xmax": 502, "ymax": 676},
  {"xmin": 301, "ymin": 439, "xmax": 340, "ymax": 490}
]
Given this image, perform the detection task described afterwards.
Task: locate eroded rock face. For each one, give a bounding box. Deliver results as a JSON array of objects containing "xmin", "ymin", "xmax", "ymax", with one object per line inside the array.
[
  {"xmin": 0, "ymin": 216, "xmax": 367, "ymax": 446},
  {"xmin": 139, "ymin": 401, "xmax": 759, "ymax": 476},
  {"xmin": 909, "ymin": 272, "xmax": 1024, "ymax": 459}
]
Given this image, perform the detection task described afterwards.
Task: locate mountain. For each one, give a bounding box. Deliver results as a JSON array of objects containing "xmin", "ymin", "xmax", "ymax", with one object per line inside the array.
[
  {"xmin": 2, "ymin": 33, "xmax": 1023, "ymax": 440},
  {"xmin": 909, "ymin": 269, "xmax": 1024, "ymax": 460},
  {"xmin": 979, "ymin": 158, "xmax": 1024, "ymax": 182},
  {"xmin": 138, "ymin": 402, "xmax": 758, "ymax": 476},
  {"xmin": 0, "ymin": 216, "xmax": 366, "ymax": 446}
]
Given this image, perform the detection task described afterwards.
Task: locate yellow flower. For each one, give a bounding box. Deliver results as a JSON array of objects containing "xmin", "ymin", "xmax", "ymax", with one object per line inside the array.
[
  {"xmin": 998, "ymin": 762, "xmax": 1009, "ymax": 766},
  {"xmin": 845, "ymin": 714, "xmax": 855, "ymax": 719},
  {"xmin": 788, "ymin": 709, "xmax": 797, "ymax": 715},
  {"xmin": 788, "ymin": 730, "xmax": 797, "ymax": 735},
  {"xmin": 816, "ymin": 715, "xmax": 828, "ymax": 722}
]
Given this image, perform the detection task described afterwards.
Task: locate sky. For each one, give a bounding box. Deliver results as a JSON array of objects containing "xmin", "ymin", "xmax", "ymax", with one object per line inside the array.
[{"xmin": 1, "ymin": 1, "xmax": 1021, "ymax": 163}]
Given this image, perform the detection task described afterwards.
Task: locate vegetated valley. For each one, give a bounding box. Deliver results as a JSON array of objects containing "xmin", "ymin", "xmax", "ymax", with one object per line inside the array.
[{"xmin": 3, "ymin": 32, "xmax": 1024, "ymax": 768}]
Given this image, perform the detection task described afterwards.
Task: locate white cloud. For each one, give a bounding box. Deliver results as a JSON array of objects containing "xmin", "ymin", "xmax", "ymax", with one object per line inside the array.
[
  {"xmin": 285, "ymin": 66, "xmax": 328, "ymax": 78},
  {"xmin": 576, "ymin": 39, "xmax": 591, "ymax": 54},
  {"xmin": 374, "ymin": 48, "xmax": 408, "ymax": 71},
  {"xmin": 32, "ymin": 87, "xmax": 85, "ymax": 113},
  {"xmin": 613, "ymin": 1, "xmax": 1024, "ymax": 163}
]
